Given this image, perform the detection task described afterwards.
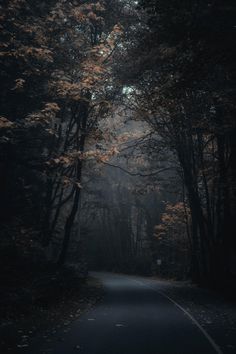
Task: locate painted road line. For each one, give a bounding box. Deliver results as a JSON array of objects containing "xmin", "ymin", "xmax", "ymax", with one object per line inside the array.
[{"xmin": 133, "ymin": 279, "xmax": 223, "ymax": 354}]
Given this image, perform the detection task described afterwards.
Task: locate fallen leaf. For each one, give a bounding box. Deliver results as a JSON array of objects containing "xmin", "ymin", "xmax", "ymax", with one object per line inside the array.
[{"xmin": 17, "ymin": 344, "xmax": 29, "ymax": 348}]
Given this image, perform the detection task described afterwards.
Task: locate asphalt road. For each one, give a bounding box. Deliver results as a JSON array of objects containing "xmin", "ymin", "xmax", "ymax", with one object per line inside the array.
[{"xmin": 31, "ymin": 272, "xmax": 221, "ymax": 354}]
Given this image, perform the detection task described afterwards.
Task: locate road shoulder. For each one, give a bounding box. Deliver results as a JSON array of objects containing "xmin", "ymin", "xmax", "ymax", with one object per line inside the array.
[
  {"xmin": 147, "ymin": 277, "xmax": 236, "ymax": 354},
  {"xmin": 0, "ymin": 273, "xmax": 103, "ymax": 353}
]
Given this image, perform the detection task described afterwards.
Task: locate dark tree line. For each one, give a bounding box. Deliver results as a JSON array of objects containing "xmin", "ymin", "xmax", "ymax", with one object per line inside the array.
[
  {"xmin": 0, "ymin": 0, "xmax": 121, "ymax": 269},
  {"xmin": 0, "ymin": 0, "xmax": 235, "ymax": 290},
  {"xmin": 114, "ymin": 0, "xmax": 236, "ymax": 287}
]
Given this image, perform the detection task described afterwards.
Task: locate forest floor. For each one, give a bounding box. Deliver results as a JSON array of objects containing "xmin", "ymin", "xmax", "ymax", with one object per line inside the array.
[
  {"xmin": 0, "ymin": 262, "xmax": 103, "ymax": 354},
  {"xmin": 148, "ymin": 276, "xmax": 236, "ymax": 354}
]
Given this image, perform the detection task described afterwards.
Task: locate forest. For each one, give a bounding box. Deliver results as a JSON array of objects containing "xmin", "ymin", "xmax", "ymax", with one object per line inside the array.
[{"xmin": 0, "ymin": 0, "xmax": 236, "ymax": 351}]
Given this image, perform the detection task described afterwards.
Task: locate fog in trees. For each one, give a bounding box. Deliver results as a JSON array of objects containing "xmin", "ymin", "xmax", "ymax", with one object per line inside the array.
[{"xmin": 0, "ymin": 3, "xmax": 236, "ymax": 341}]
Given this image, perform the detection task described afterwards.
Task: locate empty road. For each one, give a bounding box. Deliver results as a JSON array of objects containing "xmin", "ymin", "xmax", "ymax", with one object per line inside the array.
[{"xmin": 29, "ymin": 272, "xmax": 222, "ymax": 354}]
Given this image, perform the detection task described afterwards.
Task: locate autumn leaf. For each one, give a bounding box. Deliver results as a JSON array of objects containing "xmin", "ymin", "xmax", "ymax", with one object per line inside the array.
[
  {"xmin": 0, "ymin": 116, "xmax": 14, "ymax": 129},
  {"xmin": 12, "ymin": 78, "xmax": 26, "ymax": 90}
]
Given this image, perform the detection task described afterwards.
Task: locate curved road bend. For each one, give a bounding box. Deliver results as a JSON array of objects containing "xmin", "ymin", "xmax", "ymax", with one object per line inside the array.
[{"xmin": 31, "ymin": 272, "xmax": 221, "ymax": 354}]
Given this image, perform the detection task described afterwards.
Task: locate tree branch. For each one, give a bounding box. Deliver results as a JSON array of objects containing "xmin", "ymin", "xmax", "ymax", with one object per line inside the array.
[{"xmin": 101, "ymin": 161, "xmax": 174, "ymax": 177}]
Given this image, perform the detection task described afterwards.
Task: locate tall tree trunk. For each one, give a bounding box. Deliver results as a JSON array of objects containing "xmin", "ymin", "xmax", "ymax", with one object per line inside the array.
[{"xmin": 57, "ymin": 185, "xmax": 81, "ymax": 266}]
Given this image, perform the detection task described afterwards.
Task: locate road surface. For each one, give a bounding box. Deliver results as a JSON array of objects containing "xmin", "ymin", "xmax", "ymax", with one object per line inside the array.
[{"xmin": 30, "ymin": 272, "xmax": 222, "ymax": 354}]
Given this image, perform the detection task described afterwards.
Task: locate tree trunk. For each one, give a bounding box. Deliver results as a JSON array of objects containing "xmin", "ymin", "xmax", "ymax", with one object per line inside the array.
[{"xmin": 57, "ymin": 186, "xmax": 81, "ymax": 266}]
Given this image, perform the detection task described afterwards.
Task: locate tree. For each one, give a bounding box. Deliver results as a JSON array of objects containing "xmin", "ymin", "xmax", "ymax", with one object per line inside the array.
[
  {"xmin": 114, "ymin": 0, "xmax": 236, "ymax": 286},
  {"xmin": 153, "ymin": 202, "xmax": 191, "ymax": 279},
  {"xmin": 0, "ymin": 0, "xmax": 123, "ymax": 267}
]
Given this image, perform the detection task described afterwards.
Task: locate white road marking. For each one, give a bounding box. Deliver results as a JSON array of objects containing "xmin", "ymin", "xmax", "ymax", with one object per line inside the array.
[{"xmin": 133, "ymin": 279, "xmax": 223, "ymax": 354}]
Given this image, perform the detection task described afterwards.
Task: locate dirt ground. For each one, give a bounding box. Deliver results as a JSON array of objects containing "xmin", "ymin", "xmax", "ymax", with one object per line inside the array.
[{"xmin": 0, "ymin": 267, "xmax": 103, "ymax": 354}]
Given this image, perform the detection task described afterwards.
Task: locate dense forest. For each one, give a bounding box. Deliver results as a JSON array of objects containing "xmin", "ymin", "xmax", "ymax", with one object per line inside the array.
[{"xmin": 0, "ymin": 0, "xmax": 236, "ymax": 320}]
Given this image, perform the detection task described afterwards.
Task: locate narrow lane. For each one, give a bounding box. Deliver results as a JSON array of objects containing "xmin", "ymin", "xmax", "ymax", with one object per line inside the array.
[{"xmin": 32, "ymin": 272, "xmax": 220, "ymax": 354}]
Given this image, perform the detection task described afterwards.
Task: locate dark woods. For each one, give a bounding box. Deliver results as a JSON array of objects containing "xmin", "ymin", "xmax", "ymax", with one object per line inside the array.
[
  {"xmin": 112, "ymin": 0, "xmax": 236, "ymax": 288},
  {"xmin": 0, "ymin": 0, "xmax": 236, "ymax": 302},
  {"xmin": 0, "ymin": 0, "xmax": 117, "ymax": 270},
  {"xmin": 137, "ymin": 0, "xmax": 236, "ymax": 288}
]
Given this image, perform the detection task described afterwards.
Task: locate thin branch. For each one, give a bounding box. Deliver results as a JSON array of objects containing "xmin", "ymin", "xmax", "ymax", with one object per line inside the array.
[{"xmin": 101, "ymin": 161, "xmax": 174, "ymax": 177}]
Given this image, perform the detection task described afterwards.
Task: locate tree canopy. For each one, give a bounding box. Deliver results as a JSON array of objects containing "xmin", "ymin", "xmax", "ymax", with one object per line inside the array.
[{"xmin": 0, "ymin": 0, "xmax": 236, "ymax": 289}]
